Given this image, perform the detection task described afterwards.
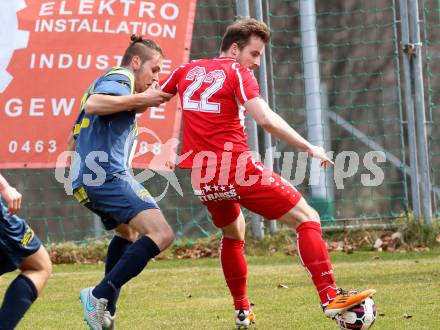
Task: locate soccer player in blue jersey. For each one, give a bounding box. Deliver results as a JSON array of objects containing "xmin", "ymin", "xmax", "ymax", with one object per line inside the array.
[
  {"xmin": 70, "ymin": 35, "xmax": 173, "ymax": 330},
  {"xmin": 0, "ymin": 173, "xmax": 52, "ymax": 330}
]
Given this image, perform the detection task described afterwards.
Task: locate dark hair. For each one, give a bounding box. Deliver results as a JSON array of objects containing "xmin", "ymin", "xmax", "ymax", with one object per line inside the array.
[
  {"xmin": 220, "ymin": 18, "xmax": 270, "ymax": 52},
  {"xmin": 121, "ymin": 34, "xmax": 164, "ymax": 66}
]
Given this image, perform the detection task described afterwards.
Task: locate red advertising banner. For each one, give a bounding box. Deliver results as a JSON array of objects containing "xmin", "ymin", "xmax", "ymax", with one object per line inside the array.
[{"xmin": 0, "ymin": 0, "xmax": 196, "ymax": 169}]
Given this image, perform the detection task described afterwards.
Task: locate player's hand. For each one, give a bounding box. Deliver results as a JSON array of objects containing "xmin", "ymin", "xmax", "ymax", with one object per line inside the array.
[
  {"xmin": 0, "ymin": 185, "xmax": 22, "ymax": 215},
  {"xmin": 139, "ymin": 83, "xmax": 173, "ymax": 108},
  {"xmin": 307, "ymin": 145, "xmax": 334, "ymax": 168}
]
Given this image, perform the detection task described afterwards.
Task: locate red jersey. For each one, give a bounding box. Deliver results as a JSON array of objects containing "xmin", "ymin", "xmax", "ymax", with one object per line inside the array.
[{"xmin": 161, "ymin": 57, "xmax": 260, "ymax": 168}]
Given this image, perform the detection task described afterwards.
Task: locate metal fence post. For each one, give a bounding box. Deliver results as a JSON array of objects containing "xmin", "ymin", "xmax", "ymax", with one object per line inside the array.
[
  {"xmin": 265, "ymin": 0, "xmax": 279, "ymax": 174},
  {"xmin": 236, "ymin": 0, "xmax": 264, "ymax": 239},
  {"xmin": 408, "ymin": 0, "xmax": 433, "ymax": 225},
  {"xmin": 399, "ymin": 0, "xmax": 422, "ymax": 219},
  {"xmin": 299, "ymin": 0, "xmax": 333, "ymax": 219},
  {"xmin": 93, "ymin": 214, "xmax": 102, "ymax": 239},
  {"xmin": 255, "ymin": 0, "xmax": 277, "ymax": 234},
  {"xmin": 235, "ymin": 0, "xmax": 250, "ymax": 18}
]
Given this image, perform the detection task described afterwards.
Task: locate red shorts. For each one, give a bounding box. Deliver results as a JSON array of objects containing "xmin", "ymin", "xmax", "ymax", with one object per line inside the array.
[{"xmin": 190, "ymin": 153, "xmax": 302, "ymax": 228}]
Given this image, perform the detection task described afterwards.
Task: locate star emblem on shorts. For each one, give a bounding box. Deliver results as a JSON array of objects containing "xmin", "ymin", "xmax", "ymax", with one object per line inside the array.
[
  {"xmin": 213, "ymin": 185, "xmax": 219, "ymax": 191},
  {"xmin": 229, "ymin": 184, "xmax": 234, "ymax": 189},
  {"xmin": 220, "ymin": 185, "xmax": 226, "ymax": 191},
  {"xmin": 204, "ymin": 185, "xmax": 212, "ymax": 192}
]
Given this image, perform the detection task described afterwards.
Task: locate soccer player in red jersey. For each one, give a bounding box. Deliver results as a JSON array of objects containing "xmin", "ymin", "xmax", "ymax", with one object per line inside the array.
[{"xmin": 161, "ymin": 18, "xmax": 375, "ymax": 328}]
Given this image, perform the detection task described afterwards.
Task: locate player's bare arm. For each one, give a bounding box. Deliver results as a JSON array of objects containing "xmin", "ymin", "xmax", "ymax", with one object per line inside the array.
[
  {"xmin": 0, "ymin": 174, "xmax": 22, "ymax": 215},
  {"xmin": 84, "ymin": 88, "xmax": 172, "ymax": 116},
  {"xmin": 245, "ymin": 97, "xmax": 333, "ymax": 167}
]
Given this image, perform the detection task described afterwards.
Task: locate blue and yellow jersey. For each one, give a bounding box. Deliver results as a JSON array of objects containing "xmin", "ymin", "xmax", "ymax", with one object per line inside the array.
[{"xmin": 72, "ymin": 67, "xmax": 138, "ymax": 189}]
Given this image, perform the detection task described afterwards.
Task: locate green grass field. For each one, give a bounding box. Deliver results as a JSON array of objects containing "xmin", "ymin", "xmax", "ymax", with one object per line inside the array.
[{"xmin": 2, "ymin": 250, "xmax": 439, "ymax": 329}]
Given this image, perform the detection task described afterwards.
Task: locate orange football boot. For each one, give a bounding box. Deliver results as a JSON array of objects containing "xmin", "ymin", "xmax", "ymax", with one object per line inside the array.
[
  {"xmin": 323, "ymin": 288, "xmax": 376, "ymax": 318},
  {"xmin": 235, "ymin": 309, "xmax": 256, "ymax": 329}
]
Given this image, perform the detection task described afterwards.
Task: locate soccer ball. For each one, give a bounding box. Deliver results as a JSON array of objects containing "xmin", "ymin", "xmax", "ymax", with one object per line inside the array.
[{"xmin": 334, "ymin": 297, "xmax": 377, "ymax": 330}]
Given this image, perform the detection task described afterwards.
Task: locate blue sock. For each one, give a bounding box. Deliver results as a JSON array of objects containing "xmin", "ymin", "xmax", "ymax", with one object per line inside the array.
[
  {"xmin": 0, "ymin": 274, "xmax": 38, "ymax": 330},
  {"xmin": 105, "ymin": 236, "xmax": 132, "ymax": 316},
  {"xmin": 93, "ymin": 236, "xmax": 160, "ymax": 303}
]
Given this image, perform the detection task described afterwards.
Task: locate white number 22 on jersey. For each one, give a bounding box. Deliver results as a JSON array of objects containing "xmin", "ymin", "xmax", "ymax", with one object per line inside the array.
[{"xmin": 182, "ymin": 66, "xmax": 226, "ymax": 113}]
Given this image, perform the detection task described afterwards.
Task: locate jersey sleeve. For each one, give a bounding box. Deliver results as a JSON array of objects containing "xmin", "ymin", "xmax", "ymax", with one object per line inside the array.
[
  {"xmin": 160, "ymin": 65, "xmax": 184, "ymax": 95},
  {"xmin": 233, "ymin": 66, "xmax": 260, "ymax": 105},
  {"xmin": 93, "ymin": 71, "xmax": 133, "ymax": 96}
]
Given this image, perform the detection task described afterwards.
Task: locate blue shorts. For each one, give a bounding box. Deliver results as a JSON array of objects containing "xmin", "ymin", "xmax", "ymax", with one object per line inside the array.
[
  {"xmin": 0, "ymin": 201, "xmax": 41, "ymax": 275},
  {"xmin": 73, "ymin": 172, "xmax": 159, "ymax": 230}
]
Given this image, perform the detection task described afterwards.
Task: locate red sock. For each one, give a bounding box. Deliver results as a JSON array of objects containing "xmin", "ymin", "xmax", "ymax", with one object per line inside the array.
[
  {"xmin": 221, "ymin": 237, "xmax": 250, "ymax": 310},
  {"xmin": 296, "ymin": 221, "xmax": 337, "ymax": 305}
]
